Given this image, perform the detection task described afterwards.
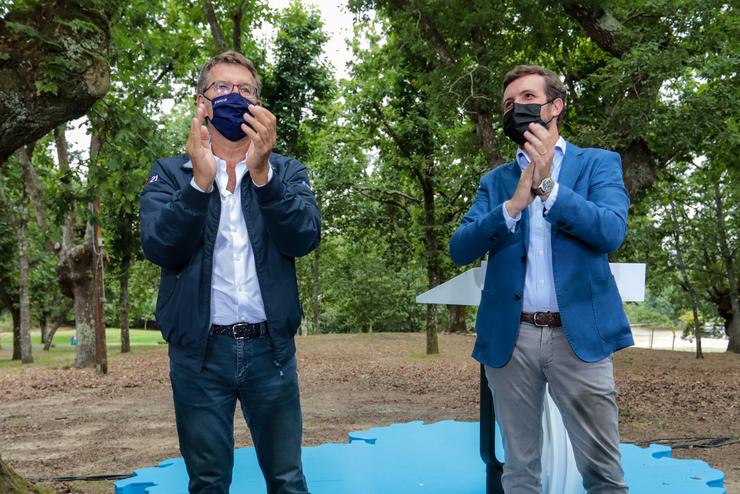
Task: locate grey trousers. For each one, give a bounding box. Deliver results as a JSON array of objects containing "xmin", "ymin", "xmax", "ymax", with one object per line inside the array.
[{"xmin": 485, "ymin": 323, "xmax": 628, "ymax": 494}]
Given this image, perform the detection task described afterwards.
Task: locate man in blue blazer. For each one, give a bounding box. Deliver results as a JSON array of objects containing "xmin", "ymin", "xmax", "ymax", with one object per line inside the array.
[{"xmin": 450, "ymin": 65, "xmax": 633, "ymax": 493}]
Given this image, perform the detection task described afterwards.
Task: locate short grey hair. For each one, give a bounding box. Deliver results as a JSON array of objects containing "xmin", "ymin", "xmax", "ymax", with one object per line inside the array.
[{"xmin": 196, "ymin": 51, "xmax": 262, "ymax": 96}]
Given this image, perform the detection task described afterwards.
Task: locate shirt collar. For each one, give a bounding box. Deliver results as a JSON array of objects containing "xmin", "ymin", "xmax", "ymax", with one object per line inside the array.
[
  {"xmin": 214, "ymin": 155, "xmax": 247, "ymax": 196},
  {"xmin": 516, "ymin": 136, "xmax": 567, "ymax": 172}
]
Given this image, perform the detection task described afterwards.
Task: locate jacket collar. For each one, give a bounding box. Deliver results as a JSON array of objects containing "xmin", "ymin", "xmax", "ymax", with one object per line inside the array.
[{"xmin": 557, "ymin": 140, "xmax": 584, "ymax": 191}]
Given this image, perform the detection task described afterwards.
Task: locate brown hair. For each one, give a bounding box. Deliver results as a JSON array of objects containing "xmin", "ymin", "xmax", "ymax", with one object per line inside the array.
[
  {"xmin": 196, "ymin": 51, "xmax": 262, "ymax": 96},
  {"xmin": 502, "ymin": 65, "xmax": 566, "ymax": 128}
]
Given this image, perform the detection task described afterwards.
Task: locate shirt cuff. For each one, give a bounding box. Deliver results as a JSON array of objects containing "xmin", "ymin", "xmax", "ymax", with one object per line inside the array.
[
  {"xmin": 252, "ymin": 163, "xmax": 274, "ymax": 188},
  {"xmin": 543, "ymin": 182, "xmax": 560, "ymax": 213},
  {"xmin": 502, "ymin": 203, "xmax": 521, "ymax": 232},
  {"xmin": 190, "ymin": 177, "xmax": 213, "ymax": 193}
]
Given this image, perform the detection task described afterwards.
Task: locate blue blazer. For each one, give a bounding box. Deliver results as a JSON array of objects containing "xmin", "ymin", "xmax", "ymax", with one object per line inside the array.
[{"xmin": 450, "ymin": 142, "xmax": 634, "ymax": 368}]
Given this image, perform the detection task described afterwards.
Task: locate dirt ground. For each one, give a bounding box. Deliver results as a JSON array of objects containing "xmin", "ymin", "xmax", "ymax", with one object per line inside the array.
[{"xmin": 0, "ymin": 333, "xmax": 738, "ymax": 493}]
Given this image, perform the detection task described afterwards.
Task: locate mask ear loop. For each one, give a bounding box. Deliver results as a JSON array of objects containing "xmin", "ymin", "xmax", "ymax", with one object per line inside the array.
[
  {"xmin": 541, "ymin": 100, "xmax": 557, "ymax": 128},
  {"xmin": 199, "ymin": 92, "xmax": 212, "ymax": 127}
]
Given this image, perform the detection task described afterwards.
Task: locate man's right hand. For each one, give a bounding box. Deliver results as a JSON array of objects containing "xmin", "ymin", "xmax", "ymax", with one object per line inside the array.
[
  {"xmin": 186, "ymin": 101, "xmax": 216, "ymax": 191},
  {"xmin": 505, "ymin": 161, "xmax": 535, "ymax": 218}
]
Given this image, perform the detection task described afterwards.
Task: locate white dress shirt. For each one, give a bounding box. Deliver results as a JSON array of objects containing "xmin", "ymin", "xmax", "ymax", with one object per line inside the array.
[
  {"xmin": 502, "ymin": 137, "xmax": 566, "ymax": 312},
  {"xmin": 190, "ymin": 158, "xmax": 273, "ymax": 325}
]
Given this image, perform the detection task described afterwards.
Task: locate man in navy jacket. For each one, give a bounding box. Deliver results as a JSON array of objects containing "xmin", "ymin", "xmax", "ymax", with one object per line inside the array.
[
  {"xmin": 140, "ymin": 51, "xmax": 319, "ymax": 494},
  {"xmin": 450, "ymin": 65, "xmax": 632, "ymax": 493}
]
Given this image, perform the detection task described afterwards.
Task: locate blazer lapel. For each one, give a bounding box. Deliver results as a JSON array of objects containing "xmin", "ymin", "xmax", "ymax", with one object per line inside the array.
[
  {"xmin": 551, "ymin": 141, "xmax": 584, "ymax": 241},
  {"xmin": 557, "ymin": 141, "xmax": 585, "ymax": 192}
]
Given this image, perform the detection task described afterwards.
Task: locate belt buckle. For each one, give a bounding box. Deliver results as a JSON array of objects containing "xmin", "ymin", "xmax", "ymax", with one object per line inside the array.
[
  {"xmin": 232, "ymin": 323, "xmax": 250, "ymax": 339},
  {"xmin": 532, "ymin": 312, "xmax": 549, "ymax": 327}
]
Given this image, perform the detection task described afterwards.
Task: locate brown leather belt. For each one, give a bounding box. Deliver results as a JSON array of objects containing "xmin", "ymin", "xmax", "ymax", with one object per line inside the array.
[{"xmin": 520, "ymin": 311, "xmax": 562, "ymax": 327}]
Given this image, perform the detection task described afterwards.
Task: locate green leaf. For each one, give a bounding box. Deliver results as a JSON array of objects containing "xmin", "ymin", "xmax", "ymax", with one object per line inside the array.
[
  {"xmin": 34, "ymin": 79, "xmax": 58, "ymax": 96},
  {"xmin": 4, "ymin": 20, "xmax": 40, "ymax": 37}
]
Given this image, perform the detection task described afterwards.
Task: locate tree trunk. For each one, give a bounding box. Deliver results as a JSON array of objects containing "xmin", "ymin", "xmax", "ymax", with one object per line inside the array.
[
  {"xmin": 90, "ymin": 132, "xmax": 107, "ymax": 375},
  {"xmin": 39, "ymin": 314, "xmax": 48, "ymax": 346},
  {"xmin": 12, "ymin": 307, "xmax": 21, "ymax": 361},
  {"xmin": 311, "ymin": 244, "xmax": 321, "ymax": 335},
  {"xmin": 420, "ymin": 177, "xmax": 440, "ymax": 354},
  {"xmin": 446, "ymin": 305, "xmax": 467, "ymax": 333},
  {"xmin": 71, "ymin": 256, "xmax": 97, "ymax": 368},
  {"xmin": 425, "ymin": 304, "xmax": 438, "ymax": 354},
  {"xmin": 51, "ymin": 126, "xmax": 98, "ymax": 368},
  {"xmin": 669, "ymin": 196, "xmax": 703, "ymax": 358},
  {"xmin": 203, "ymin": 0, "xmax": 229, "ymax": 52},
  {"xmin": 688, "ymin": 289, "xmax": 704, "ymax": 359},
  {"xmin": 18, "ymin": 193, "xmax": 33, "ymax": 364},
  {"xmin": 0, "ymin": 454, "xmax": 52, "ymax": 494},
  {"xmin": 42, "ymin": 321, "xmax": 63, "ymax": 352},
  {"xmin": 119, "ymin": 255, "xmax": 131, "ymax": 353},
  {"xmin": 713, "ymin": 179, "xmax": 740, "ymax": 353},
  {"xmin": 0, "ymin": 1, "xmax": 112, "ymax": 165}
]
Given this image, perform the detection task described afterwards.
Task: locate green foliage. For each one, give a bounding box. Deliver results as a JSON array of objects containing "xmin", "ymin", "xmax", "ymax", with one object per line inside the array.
[
  {"xmin": 104, "ymin": 259, "xmax": 160, "ymax": 327},
  {"xmin": 2, "ymin": 0, "xmax": 738, "ymax": 348},
  {"xmin": 624, "ymin": 302, "xmax": 675, "ymax": 329},
  {"xmin": 262, "ymin": 1, "xmax": 334, "ymax": 161},
  {"xmin": 311, "ymin": 235, "xmax": 426, "ymax": 333}
]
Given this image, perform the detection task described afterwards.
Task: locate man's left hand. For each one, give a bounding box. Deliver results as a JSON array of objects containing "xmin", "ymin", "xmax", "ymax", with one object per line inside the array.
[
  {"xmin": 242, "ymin": 104, "xmax": 277, "ymax": 186},
  {"xmin": 523, "ymin": 120, "xmax": 559, "ymax": 189}
]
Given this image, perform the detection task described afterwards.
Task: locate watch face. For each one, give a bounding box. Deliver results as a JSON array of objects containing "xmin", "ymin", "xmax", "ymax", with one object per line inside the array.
[{"xmin": 540, "ymin": 177, "xmax": 554, "ymax": 194}]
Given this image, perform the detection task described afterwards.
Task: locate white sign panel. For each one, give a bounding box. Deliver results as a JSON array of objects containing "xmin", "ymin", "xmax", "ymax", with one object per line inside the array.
[{"xmin": 416, "ymin": 262, "xmax": 646, "ymax": 305}]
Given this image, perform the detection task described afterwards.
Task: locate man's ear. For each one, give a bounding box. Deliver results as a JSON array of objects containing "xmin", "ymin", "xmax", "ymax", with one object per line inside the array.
[{"xmin": 552, "ymin": 97, "xmax": 565, "ymax": 118}]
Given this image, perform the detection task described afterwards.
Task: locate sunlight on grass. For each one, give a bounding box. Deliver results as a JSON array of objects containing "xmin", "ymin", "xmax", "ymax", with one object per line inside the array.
[
  {"xmin": 0, "ymin": 328, "xmax": 165, "ymax": 347},
  {"xmin": 0, "ymin": 328, "xmax": 166, "ymax": 368}
]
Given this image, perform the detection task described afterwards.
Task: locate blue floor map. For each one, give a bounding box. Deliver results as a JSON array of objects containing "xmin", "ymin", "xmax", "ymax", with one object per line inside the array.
[{"xmin": 115, "ymin": 420, "xmax": 726, "ymax": 494}]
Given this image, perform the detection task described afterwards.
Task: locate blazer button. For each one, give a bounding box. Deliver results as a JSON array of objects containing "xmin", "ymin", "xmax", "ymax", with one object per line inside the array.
[
  {"xmin": 520, "ymin": 255, "xmax": 526, "ymax": 263},
  {"xmin": 514, "ymin": 294, "xmax": 521, "ymax": 301}
]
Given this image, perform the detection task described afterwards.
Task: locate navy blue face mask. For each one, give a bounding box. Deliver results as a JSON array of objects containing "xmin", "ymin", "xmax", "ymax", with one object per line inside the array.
[{"xmin": 203, "ymin": 92, "xmax": 254, "ymax": 141}]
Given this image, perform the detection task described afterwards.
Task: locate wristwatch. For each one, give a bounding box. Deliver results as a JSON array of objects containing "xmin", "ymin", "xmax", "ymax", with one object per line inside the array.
[{"xmin": 534, "ymin": 176, "xmax": 555, "ymax": 196}]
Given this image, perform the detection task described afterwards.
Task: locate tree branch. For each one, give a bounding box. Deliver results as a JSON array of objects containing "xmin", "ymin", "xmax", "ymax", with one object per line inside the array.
[
  {"xmin": 371, "ymin": 101, "xmax": 413, "ymax": 159},
  {"xmin": 54, "ymin": 126, "xmax": 75, "ymax": 251},
  {"xmin": 353, "ymin": 186, "xmax": 416, "ymax": 218},
  {"xmin": 203, "ymin": 0, "xmax": 229, "ymax": 53},
  {"xmin": 17, "ymin": 144, "xmax": 57, "ymax": 253},
  {"xmin": 153, "ymin": 63, "xmax": 174, "ymax": 85},
  {"xmin": 559, "ymin": 1, "xmax": 629, "ymax": 58},
  {"xmin": 383, "ymin": 0, "xmax": 501, "ymax": 167},
  {"xmin": 232, "ymin": 1, "xmax": 246, "ymax": 53}
]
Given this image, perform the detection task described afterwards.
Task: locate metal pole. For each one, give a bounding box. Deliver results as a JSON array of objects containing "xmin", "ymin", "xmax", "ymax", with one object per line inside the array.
[{"xmin": 480, "ymin": 364, "xmax": 503, "ymax": 493}]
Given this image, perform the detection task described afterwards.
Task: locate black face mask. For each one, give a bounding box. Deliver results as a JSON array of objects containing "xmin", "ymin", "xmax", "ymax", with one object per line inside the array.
[{"xmin": 502, "ymin": 101, "xmax": 554, "ymax": 146}]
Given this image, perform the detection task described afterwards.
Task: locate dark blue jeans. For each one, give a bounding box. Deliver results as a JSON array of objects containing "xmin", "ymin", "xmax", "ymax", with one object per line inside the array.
[{"xmin": 170, "ymin": 333, "xmax": 309, "ymax": 494}]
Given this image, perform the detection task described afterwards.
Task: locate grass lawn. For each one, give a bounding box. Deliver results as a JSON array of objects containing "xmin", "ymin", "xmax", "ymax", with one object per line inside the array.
[
  {"xmin": 0, "ymin": 327, "xmax": 166, "ymax": 368},
  {"xmin": 0, "ymin": 327, "xmax": 165, "ymax": 347}
]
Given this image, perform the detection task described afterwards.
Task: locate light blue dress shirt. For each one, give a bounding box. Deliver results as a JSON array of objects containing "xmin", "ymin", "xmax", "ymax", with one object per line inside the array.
[{"xmin": 502, "ymin": 137, "xmax": 566, "ymax": 312}]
